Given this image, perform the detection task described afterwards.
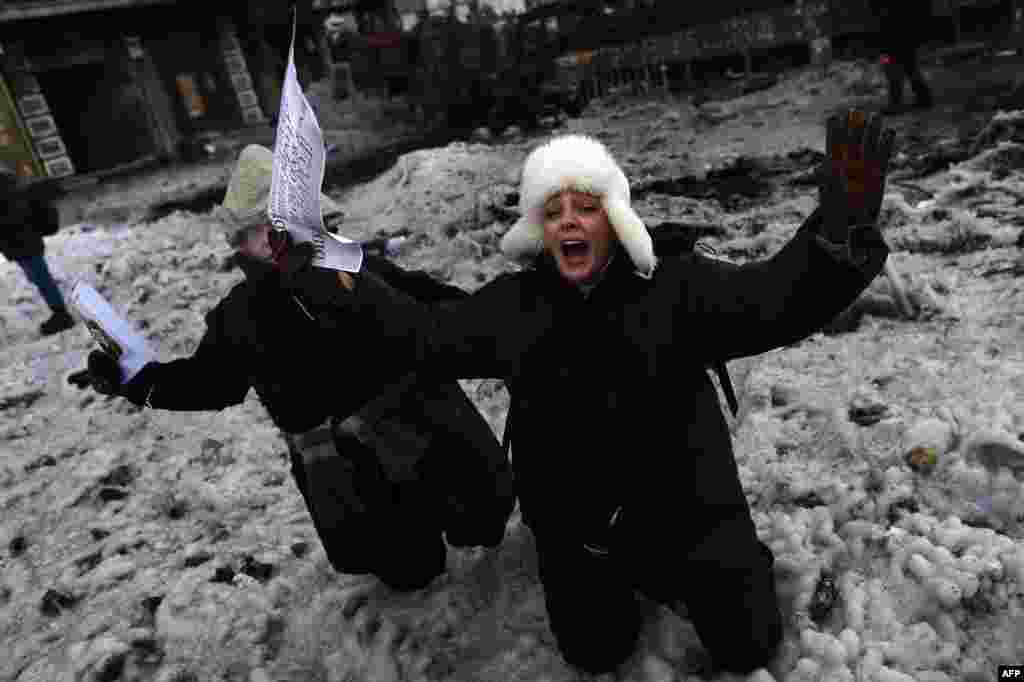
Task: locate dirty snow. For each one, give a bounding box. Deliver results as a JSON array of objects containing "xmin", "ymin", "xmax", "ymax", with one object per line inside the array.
[{"xmin": 2, "ymin": 53, "xmax": 1024, "ymax": 682}]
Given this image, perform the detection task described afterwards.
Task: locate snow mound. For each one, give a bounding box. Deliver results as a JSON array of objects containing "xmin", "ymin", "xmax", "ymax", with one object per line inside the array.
[
  {"xmin": 884, "ymin": 122, "xmax": 1024, "ymax": 255},
  {"xmin": 968, "ymin": 109, "xmax": 1024, "ymax": 158},
  {"xmin": 330, "ymin": 141, "xmax": 525, "ymax": 293},
  {"xmin": 736, "ymin": 354, "xmax": 1024, "ymax": 680},
  {"xmin": 335, "ymin": 141, "xmax": 518, "ymax": 242}
]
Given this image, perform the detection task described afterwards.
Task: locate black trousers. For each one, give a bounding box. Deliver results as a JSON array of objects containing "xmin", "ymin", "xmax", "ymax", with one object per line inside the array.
[
  {"xmin": 531, "ymin": 514, "xmax": 783, "ymax": 676},
  {"xmin": 286, "ymin": 380, "xmax": 512, "ymax": 591},
  {"xmin": 289, "ymin": 428, "xmax": 447, "ymax": 591},
  {"xmin": 884, "ymin": 44, "xmax": 933, "ymax": 106}
]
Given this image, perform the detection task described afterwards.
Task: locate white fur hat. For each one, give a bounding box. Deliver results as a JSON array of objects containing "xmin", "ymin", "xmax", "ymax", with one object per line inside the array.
[
  {"xmin": 217, "ymin": 144, "xmax": 344, "ymax": 245},
  {"xmin": 500, "ymin": 134, "xmax": 656, "ymax": 278}
]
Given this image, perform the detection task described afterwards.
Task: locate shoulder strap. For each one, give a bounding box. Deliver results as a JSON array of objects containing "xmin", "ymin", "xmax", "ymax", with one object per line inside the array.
[
  {"xmin": 713, "ymin": 363, "xmax": 740, "ymax": 418},
  {"xmin": 502, "ymin": 399, "xmax": 513, "ymax": 457},
  {"xmin": 501, "ymin": 379, "xmax": 514, "ymax": 457}
]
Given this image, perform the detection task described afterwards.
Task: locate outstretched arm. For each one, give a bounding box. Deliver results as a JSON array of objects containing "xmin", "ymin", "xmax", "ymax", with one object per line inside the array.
[
  {"xmin": 283, "ymin": 254, "xmax": 528, "ymax": 383},
  {"xmin": 684, "ymin": 109, "xmax": 895, "ymax": 362},
  {"xmin": 76, "ymin": 305, "xmax": 251, "ymax": 411},
  {"xmin": 361, "ymin": 253, "xmax": 469, "ymax": 304},
  {"xmin": 682, "ymin": 209, "xmax": 888, "ymax": 362},
  {"xmin": 121, "ymin": 339, "xmax": 251, "ymax": 411},
  {"xmin": 349, "ymin": 267, "xmax": 526, "ymax": 381}
]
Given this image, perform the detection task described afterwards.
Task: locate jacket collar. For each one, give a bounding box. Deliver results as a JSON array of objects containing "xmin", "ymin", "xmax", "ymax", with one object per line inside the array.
[
  {"xmin": 234, "ymin": 252, "xmax": 280, "ymax": 284},
  {"xmin": 576, "ymin": 249, "xmax": 616, "ymax": 299},
  {"xmin": 531, "ymin": 242, "xmax": 638, "ymax": 301}
]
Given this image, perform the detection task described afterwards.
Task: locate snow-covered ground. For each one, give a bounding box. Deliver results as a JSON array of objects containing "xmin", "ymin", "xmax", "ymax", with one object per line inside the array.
[{"xmin": 2, "ymin": 54, "xmax": 1024, "ymax": 682}]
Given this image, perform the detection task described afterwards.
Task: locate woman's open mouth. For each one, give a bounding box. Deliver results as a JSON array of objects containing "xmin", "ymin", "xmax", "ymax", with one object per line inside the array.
[{"xmin": 561, "ymin": 240, "xmax": 590, "ymax": 261}]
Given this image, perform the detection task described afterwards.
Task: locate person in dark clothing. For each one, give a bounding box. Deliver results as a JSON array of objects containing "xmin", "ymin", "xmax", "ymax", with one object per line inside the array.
[
  {"xmin": 279, "ymin": 110, "xmax": 896, "ymax": 677},
  {"xmin": 72, "ymin": 145, "xmax": 514, "ymax": 593},
  {"xmin": 871, "ymin": 0, "xmax": 934, "ymax": 112},
  {"xmin": 0, "ymin": 167, "xmax": 76, "ymax": 336}
]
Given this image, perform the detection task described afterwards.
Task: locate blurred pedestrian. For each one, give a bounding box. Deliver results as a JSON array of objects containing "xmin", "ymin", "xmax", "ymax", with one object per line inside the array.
[
  {"xmin": 871, "ymin": 0, "xmax": 934, "ymax": 112},
  {"xmin": 0, "ymin": 166, "xmax": 75, "ymax": 336}
]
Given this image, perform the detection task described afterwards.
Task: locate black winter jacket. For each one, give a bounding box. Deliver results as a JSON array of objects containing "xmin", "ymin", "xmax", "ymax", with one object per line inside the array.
[
  {"xmin": 123, "ymin": 254, "xmax": 466, "ymax": 431},
  {"xmin": 312, "ymin": 210, "xmax": 889, "ymax": 563},
  {"xmin": 117, "ymin": 253, "xmax": 514, "ymax": 542},
  {"xmin": 0, "ymin": 191, "xmax": 54, "ymax": 261}
]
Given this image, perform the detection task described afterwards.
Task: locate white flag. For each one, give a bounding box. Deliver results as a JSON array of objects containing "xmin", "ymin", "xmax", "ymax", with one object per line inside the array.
[{"xmin": 269, "ymin": 24, "xmax": 362, "ymax": 273}]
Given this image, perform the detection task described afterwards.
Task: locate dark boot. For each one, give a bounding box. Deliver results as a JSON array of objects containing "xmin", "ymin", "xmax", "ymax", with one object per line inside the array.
[{"xmin": 40, "ymin": 307, "xmax": 75, "ymax": 336}]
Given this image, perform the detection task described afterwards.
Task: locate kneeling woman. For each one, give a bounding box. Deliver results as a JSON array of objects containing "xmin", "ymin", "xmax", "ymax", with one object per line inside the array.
[{"xmin": 287, "ymin": 114, "xmax": 894, "ymax": 676}]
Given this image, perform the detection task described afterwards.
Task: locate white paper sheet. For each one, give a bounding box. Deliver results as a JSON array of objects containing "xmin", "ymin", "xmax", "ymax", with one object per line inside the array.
[
  {"xmin": 69, "ymin": 281, "xmax": 155, "ymax": 384},
  {"xmin": 269, "ymin": 26, "xmax": 363, "ymax": 273}
]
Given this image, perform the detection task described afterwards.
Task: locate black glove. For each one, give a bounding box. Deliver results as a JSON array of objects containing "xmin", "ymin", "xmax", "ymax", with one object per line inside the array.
[
  {"xmin": 67, "ymin": 368, "xmax": 92, "ymax": 390},
  {"xmin": 819, "ymin": 109, "xmax": 896, "ymax": 243},
  {"xmin": 71, "ymin": 351, "xmax": 156, "ymax": 406},
  {"xmin": 84, "ymin": 350, "xmax": 124, "ymax": 395}
]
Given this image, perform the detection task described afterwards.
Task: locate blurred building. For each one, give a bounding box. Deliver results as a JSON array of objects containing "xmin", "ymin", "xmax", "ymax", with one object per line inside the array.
[
  {"xmin": 1, "ymin": 0, "xmax": 1018, "ymax": 180},
  {"xmin": 0, "ymin": 0, "xmax": 277, "ymax": 180}
]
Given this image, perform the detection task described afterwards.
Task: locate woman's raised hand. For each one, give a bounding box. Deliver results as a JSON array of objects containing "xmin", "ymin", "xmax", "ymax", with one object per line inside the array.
[{"xmin": 820, "ymin": 109, "xmax": 897, "ymax": 241}]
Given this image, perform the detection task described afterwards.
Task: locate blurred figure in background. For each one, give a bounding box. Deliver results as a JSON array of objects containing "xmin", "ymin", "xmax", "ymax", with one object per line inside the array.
[
  {"xmin": 0, "ymin": 166, "xmax": 75, "ymax": 336},
  {"xmin": 871, "ymin": 0, "xmax": 934, "ymax": 113},
  {"xmin": 325, "ymin": 13, "xmax": 356, "ymax": 101}
]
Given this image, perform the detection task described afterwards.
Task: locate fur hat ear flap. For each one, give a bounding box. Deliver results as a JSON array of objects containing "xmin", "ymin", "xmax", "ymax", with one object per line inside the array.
[
  {"xmin": 500, "ymin": 214, "xmax": 545, "ymax": 262},
  {"xmin": 604, "ymin": 196, "xmax": 656, "ymax": 278}
]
